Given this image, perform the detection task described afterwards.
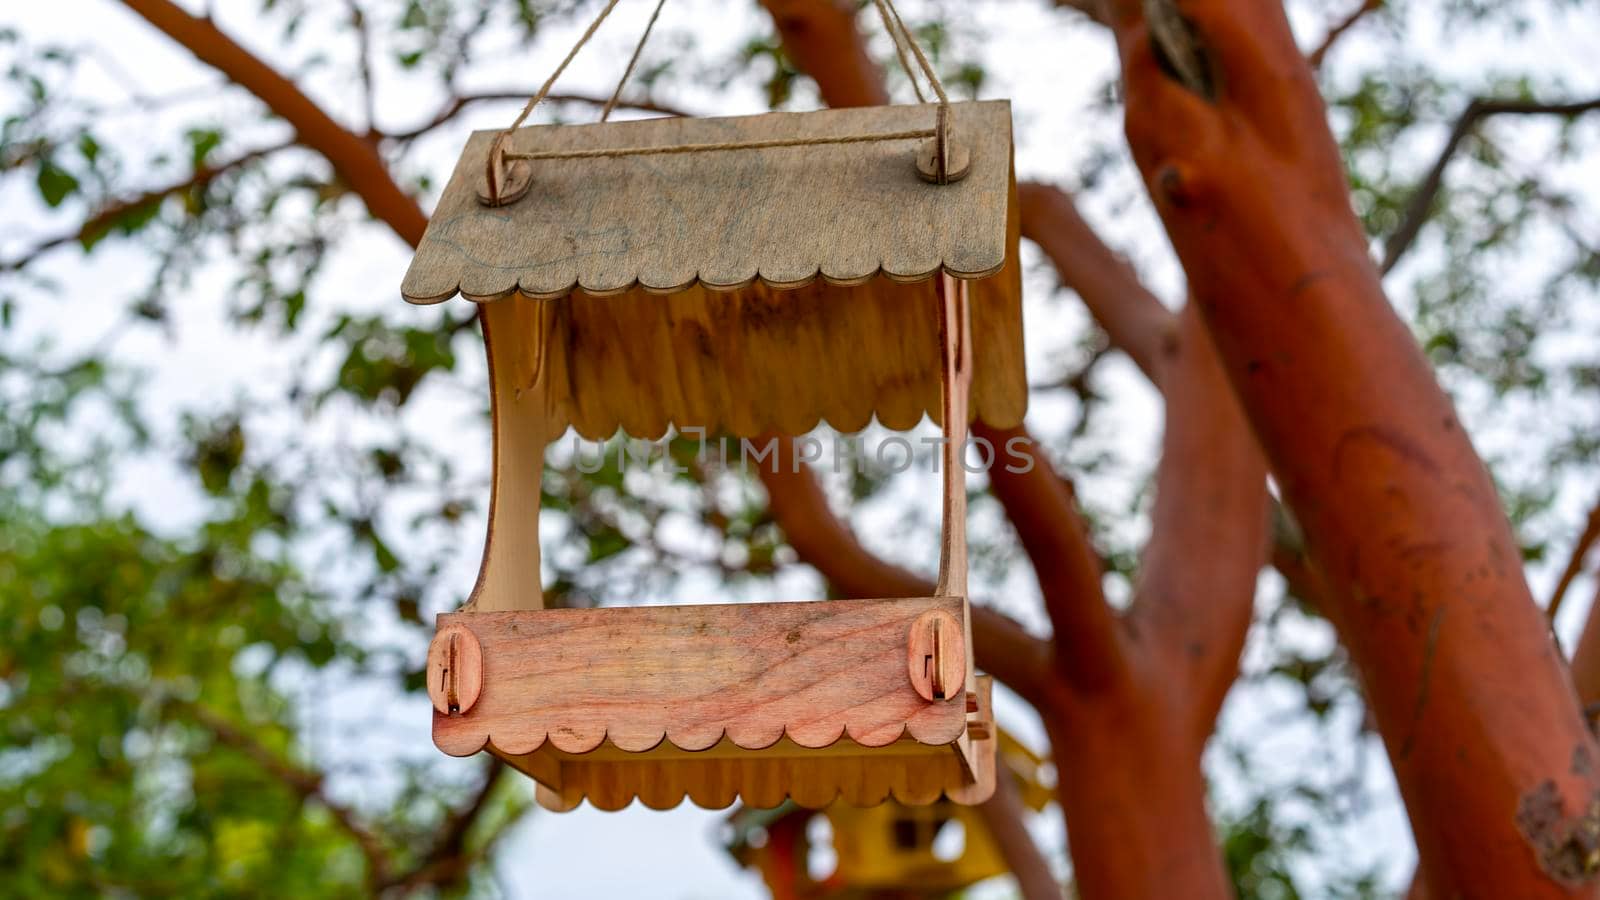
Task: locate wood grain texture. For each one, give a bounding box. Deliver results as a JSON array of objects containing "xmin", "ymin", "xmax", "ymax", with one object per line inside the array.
[
  {"xmin": 933, "ymin": 273, "xmax": 971, "ymax": 599},
  {"xmin": 944, "ymin": 676, "xmax": 995, "ymax": 806},
  {"xmin": 510, "ymin": 675, "xmax": 996, "ymax": 811},
  {"xmin": 433, "ymin": 596, "xmax": 967, "ymax": 757},
  {"xmin": 473, "ymin": 264, "xmax": 1024, "ymax": 440},
  {"xmin": 462, "ymin": 248, "xmax": 1022, "ymax": 611},
  {"xmin": 472, "ymin": 300, "xmax": 550, "ymax": 611},
  {"xmin": 403, "ymin": 101, "xmax": 1011, "ymax": 301}
]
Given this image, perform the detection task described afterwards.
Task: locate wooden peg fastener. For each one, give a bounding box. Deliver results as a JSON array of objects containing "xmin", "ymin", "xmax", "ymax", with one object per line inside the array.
[
  {"xmin": 916, "ymin": 136, "xmax": 971, "ymax": 184},
  {"xmin": 478, "ymin": 136, "xmax": 533, "ymax": 207},
  {"xmin": 916, "ymin": 104, "xmax": 971, "ymax": 184},
  {"xmin": 907, "ymin": 610, "xmax": 966, "ymax": 702},
  {"xmin": 427, "ymin": 624, "xmax": 483, "ymax": 716}
]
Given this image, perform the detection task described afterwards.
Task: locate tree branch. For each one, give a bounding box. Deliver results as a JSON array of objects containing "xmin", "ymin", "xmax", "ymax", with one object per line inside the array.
[
  {"xmin": 1050, "ymin": 0, "xmax": 1388, "ymax": 70},
  {"xmin": 344, "ymin": 0, "xmax": 375, "ymax": 131},
  {"xmin": 970, "ymin": 604, "xmax": 1058, "ymax": 711},
  {"xmin": 756, "ymin": 438, "xmax": 1056, "ymax": 709},
  {"xmin": 174, "ymin": 701, "xmax": 391, "ymax": 888},
  {"xmin": 389, "ymin": 761, "xmax": 509, "ymax": 892},
  {"xmin": 1049, "ymin": 0, "xmax": 1110, "ymax": 25},
  {"xmin": 1306, "ymin": 0, "xmax": 1382, "ymax": 70},
  {"xmin": 1272, "ymin": 533, "xmax": 1334, "ymax": 619},
  {"xmin": 1569, "ymin": 580, "xmax": 1600, "ymax": 706},
  {"xmin": 1381, "ymin": 94, "xmax": 1600, "ymax": 274},
  {"xmin": 976, "ymin": 767, "xmax": 1064, "ymax": 900},
  {"xmin": 383, "ymin": 91, "xmax": 694, "ymax": 143},
  {"xmin": 1548, "ymin": 493, "xmax": 1600, "ymax": 623},
  {"xmin": 749, "ymin": 3, "xmax": 1095, "ymax": 699},
  {"xmin": 120, "ymin": 0, "xmax": 429, "ymax": 247},
  {"xmin": 2, "ymin": 141, "xmax": 292, "ymax": 272},
  {"xmin": 757, "ymin": 0, "xmax": 888, "ymax": 107},
  {"xmin": 973, "ymin": 421, "xmax": 1127, "ymax": 691},
  {"xmin": 1127, "ymin": 305, "xmax": 1268, "ymax": 737},
  {"xmin": 1017, "ymin": 181, "xmax": 1176, "ymax": 385},
  {"xmin": 758, "ymin": 439, "xmax": 930, "ymax": 601}
]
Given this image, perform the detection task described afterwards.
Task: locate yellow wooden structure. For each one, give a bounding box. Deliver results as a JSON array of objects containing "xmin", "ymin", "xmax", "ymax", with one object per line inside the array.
[{"xmin": 725, "ymin": 731, "xmax": 1052, "ymax": 897}]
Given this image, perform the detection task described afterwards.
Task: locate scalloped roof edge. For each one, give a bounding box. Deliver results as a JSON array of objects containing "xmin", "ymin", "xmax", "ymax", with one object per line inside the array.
[{"xmin": 402, "ymin": 259, "xmax": 1005, "ymax": 305}]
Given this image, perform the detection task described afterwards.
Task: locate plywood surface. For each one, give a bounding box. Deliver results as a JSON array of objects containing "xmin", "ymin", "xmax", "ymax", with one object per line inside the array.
[
  {"xmin": 403, "ymin": 101, "xmax": 1013, "ymax": 302},
  {"xmin": 432, "ymin": 596, "xmax": 969, "ymax": 760},
  {"xmin": 477, "ymin": 262, "xmax": 1024, "ymax": 438}
]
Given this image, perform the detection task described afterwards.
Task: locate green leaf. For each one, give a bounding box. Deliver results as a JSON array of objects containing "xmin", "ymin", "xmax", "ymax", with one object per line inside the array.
[
  {"xmin": 77, "ymin": 133, "xmax": 100, "ymax": 164},
  {"xmin": 187, "ymin": 128, "xmax": 224, "ymax": 168},
  {"xmin": 35, "ymin": 161, "xmax": 79, "ymax": 208}
]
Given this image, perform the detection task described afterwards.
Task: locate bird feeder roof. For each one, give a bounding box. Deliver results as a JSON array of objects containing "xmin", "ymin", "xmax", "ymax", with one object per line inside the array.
[
  {"xmin": 402, "ymin": 100, "xmax": 1014, "ymax": 302},
  {"xmin": 401, "ymin": 100, "xmax": 1026, "ymax": 437}
]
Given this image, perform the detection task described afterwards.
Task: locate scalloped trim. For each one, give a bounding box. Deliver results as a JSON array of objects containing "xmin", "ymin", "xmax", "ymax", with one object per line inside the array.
[
  {"xmin": 477, "ymin": 675, "xmax": 998, "ymax": 811},
  {"xmin": 402, "ymin": 259, "xmax": 1003, "ymax": 306},
  {"xmin": 436, "ymin": 716, "xmax": 966, "ymax": 759},
  {"xmin": 542, "ymin": 400, "xmax": 1025, "ymax": 445},
  {"xmin": 527, "ymin": 680, "xmax": 995, "ymax": 812},
  {"xmin": 515, "ymin": 735, "xmax": 987, "ymax": 811}
]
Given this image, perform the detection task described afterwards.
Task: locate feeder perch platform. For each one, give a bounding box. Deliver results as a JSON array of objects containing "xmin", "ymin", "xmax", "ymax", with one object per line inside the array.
[{"xmin": 429, "ymin": 599, "xmax": 996, "ymax": 810}]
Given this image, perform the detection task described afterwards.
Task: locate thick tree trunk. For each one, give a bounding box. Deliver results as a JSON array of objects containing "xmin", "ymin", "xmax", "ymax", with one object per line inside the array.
[
  {"xmin": 1046, "ymin": 683, "xmax": 1231, "ymax": 899},
  {"xmin": 1037, "ymin": 306, "xmax": 1260, "ymax": 900},
  {"xmin": 986, "ymin": 301, "xmax": 1262, "ymax": 900},
  {"xmin": 1108, "ymin": 0, "xmax": 1600, "ymax": 893}
]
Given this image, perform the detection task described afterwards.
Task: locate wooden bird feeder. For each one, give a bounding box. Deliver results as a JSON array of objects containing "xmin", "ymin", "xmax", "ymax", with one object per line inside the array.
[{"xmin": 402, "ymin": 98, "xmax": 1025, "ymax": 811}]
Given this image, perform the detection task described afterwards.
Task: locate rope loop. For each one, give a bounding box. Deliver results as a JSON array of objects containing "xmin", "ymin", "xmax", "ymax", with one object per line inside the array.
[
  {"xmin": 484, "ymin": 0, "xmax": 625, "ymax": 204},
  {"xmin": 484, "ymin": 0, "xmax": 959, "ymax": 204}
]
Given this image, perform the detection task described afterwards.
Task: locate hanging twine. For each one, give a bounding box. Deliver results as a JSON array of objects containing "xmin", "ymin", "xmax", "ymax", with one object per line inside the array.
[
  {"xmin": 871, "ymin": 0, "xmax": 953, "ymax": 179},
  {"xmin": 872, "ymin": 0, "xmax": 927, "ymax": 105},
  {"xmin": 484, "ymin": 0, "xmax": 957, "ymax": 204},
  {"xmin": 505, "ymin": 128, "xmax": 938, "ymax": 162},
  {"xmin": 601, "ymin": 0, "xmax": 669, "ymax": 122},
  {"xmin": 872, "ymin": 0, "xmax": 948, "ymax": 107},
  {"xmin": 484, "ymin": 0, "xmax": 625, "ymax": 202}
]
